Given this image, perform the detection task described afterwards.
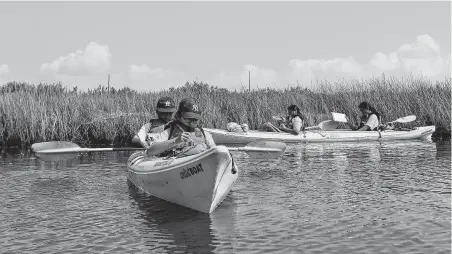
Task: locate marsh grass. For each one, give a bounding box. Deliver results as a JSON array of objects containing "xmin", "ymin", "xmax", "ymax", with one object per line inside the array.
[{"xmin": 0, "ymin": 75, "xmax": 450, "ymax": 147}]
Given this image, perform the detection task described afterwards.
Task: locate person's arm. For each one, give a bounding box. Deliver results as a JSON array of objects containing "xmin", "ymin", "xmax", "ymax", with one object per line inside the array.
[
  {"xmin": 356, "ymin": 125, "xmax": 371, "ymax": 131},
  {"xmin": 137, "ymin": 123, "xmax": 151, "ymax": 148},
  {"xmin": 146, "ymin": 138, "xmax": 178, "ymax": 157},
  {"xmin": 279, "ymin": 117, "xmax": 302, "ymax": 135},
  {"xmin": 146, "ymin": 130, "xmax": 173, "ymax": 156},
  {"xmin": 204, "ymin": 132, "xmax": 216, "ymax": 148},
  {"xmin": 345, "ymin": 116, "xmax": 359, "ymax": 130},
  {"xmin": 279, "ymin": 124, "xmax": 293, "ymax": 134},
  {"xmin": 358, "ymin": 114, "xmax": 379, "ymax": 131},
  {"xmin": 146, "ymin": 131, "xmax": 192, "ymax": 157}
]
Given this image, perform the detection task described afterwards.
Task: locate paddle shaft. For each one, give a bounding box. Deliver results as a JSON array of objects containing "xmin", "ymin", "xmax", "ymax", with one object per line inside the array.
[
  {"xmin": 35, "ymin": 145, "xmax": 283, "ymax": 154},
  {"xmin": 36, "ymin": 147, "xmax": 145, "ymax": 154},
  {"xmin": 227, "ymin": 147, "xmax": 284, "ymax": 152}
]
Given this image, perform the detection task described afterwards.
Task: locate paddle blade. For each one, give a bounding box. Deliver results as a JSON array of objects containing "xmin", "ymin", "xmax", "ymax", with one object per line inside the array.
[
  {"xmin": 318, "ymin": 120, "xmax": 339, "ymax": 131},
  {"xmin": 31, "ymin": 141, "xmax": 81, "ymax": 153},
  {"xmin": 272, "ymin": 116, "xmax": 284, "ymax": 121},
  {"xmin": 331, "ymin": 112, "xmax": 348, "ymax": 123},
  {"xmin": 394, "ymin": 115, "xmax": 416, "ymax": 123},
  {"xmin": 243, "ymin": 141, "xmax": 287, "ymax": 159}
]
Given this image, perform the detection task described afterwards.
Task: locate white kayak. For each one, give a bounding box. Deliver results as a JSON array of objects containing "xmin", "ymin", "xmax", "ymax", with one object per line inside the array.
[
  {"xmin": 204, "ymin": 126, "xmax": 436, "ymax": 145},
  {"xmin": 127, "ymin": 145, "xmax": 238, "ymax": 213}
]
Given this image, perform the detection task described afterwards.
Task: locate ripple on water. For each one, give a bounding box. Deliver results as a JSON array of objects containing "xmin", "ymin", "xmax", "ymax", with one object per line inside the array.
[{"xmin": 0, "ymin": 141, "xmax": 450, "ymax": 253}]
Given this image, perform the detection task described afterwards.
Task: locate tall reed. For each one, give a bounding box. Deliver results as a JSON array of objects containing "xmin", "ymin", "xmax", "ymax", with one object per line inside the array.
[{"xmin": 0, "ymin": 75, "xmax": 450, "ymax": 147}]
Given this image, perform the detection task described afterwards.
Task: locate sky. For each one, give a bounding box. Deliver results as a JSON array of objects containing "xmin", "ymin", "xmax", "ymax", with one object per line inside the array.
[{"xmin": 0, "ymin": 1, "xmax": 450, "ymax": 91}]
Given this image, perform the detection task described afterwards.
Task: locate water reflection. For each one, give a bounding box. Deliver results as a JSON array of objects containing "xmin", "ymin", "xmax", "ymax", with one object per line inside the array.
[
  {"xmin": 0, "ymin": 141, "xmax": 449, "ymax": 253},
  {"xmin": 127, "ymin": 181, "xmax": 239, "ymax": 254},
  {"xmin": 436, "ymin": 141, "xmax": 451, "ymax": 159}
]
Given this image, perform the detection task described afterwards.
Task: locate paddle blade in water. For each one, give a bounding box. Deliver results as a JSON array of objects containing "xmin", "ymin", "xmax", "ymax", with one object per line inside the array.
[{"xmin": 31, "ymin": 141, "xmax": 81, "ymax": 153}]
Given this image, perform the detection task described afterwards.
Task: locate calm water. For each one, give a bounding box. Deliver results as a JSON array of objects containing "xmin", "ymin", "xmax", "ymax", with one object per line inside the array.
[{"xmin": 0, "ymin": 141, "xmax": 450, "ymax": 254}]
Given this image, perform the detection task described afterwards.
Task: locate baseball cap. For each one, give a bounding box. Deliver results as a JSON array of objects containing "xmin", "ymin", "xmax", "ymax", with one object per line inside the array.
[
  {"xmin": 156, "ymin": 97, "xmax": 176, "ymax": 112},
  {"xmin": 178, "ymin": 98, "xmax": 202, "ymax": 119}
]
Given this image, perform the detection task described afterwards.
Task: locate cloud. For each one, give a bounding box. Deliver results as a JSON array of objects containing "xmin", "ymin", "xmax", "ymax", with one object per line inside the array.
[
  {"xmin": 40, "ymin": 42, "xmax": 112, "ymax": 76},
  {"xmin": 128, "ymin": 65, "xmax": 170, "ymax": 80},
  {"xmin": 0, "ymin": 64, "xmax": 10, "ymax": 83},
  {"xmin": 370, "ymin": 34, "xmax": 449, "ymax": 77},
  {"xmin": 288, "ymin": 57, "xmax": 365, "ymax": 85},
  {"xmin": 396, "ymin": 34, "xmax": 449, "ymax": 76},
  {"xmin": 127, "ymin": 64, "xmax": 187, "ymax": 91},
  {"xmin": 34, "ymin": 34, "xmax": 448, "ymax": 92},
  {"xmin": 209, "ymin": 35, "xmax": 449, "ymax": 90},
  {"xmin": 287, "ymin": 34, "xmax": 450, "ymax": 86},
  {"xmin": 0, "ymin": 64, "xmax": 9, "ymax": 76},
  {"xmin": 369, "ymin": 52, "xmax": 401, "ymax": 71},
  {"xmin": 398, "ymin": 34, "xmax": 440, "ymax": 58}
]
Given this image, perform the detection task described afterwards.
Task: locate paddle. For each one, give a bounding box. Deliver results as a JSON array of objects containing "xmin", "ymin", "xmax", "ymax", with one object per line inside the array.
[
  {"xmin": 31, "ymin": 140, "xmax": 286, "ymax": 161},
  {"xmin": 31, "ymin": 141, "xmax": 146, "ymax": 161},
  {"xmin": 270, "ymin": 116, "xmax": 284, "ymax": 133},
  {"xmin": 304, "ymin": 120, "xmax": 339, "ymax": 131},
  {"xmin": 228, "ymin": 141, "xmax": 286, "ymax": 158},
  {"xmin": 387, "ymin": 115, "xmax": 416, "ymax": 124},
  {"xmin": 272, "ymin": 116, "xmax": 284, "ymax": 121},
  {"xmin": 273, "ymin": 117, "xmax": 339, "ymax": 132},
  {"xmin": 380, "ymin": 115, "xmax": 417, "ymax": 131}
]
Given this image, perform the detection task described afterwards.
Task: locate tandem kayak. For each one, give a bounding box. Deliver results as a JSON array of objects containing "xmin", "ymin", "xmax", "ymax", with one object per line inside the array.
[
  {"xmin": 127, "ymin": 145, "xmax": 238, "ymax": 213},
  {"xmin": 204, "ymin": 126, "xmax": 436, "ymax": 145}
]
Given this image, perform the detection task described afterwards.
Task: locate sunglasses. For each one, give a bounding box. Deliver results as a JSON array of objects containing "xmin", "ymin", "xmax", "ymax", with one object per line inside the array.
[{"xmin": 183, "ymin": 117, "xmax": 199, "ymax": 124}]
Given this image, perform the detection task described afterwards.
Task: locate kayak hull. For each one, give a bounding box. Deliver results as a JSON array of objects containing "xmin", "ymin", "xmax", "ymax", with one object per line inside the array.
[
  {"xmin": 204, "ymin": 126, "xmax": 436, "ymax": 145},
  {"xmin": 127, "ymin": 146, "xmax": 238, "ymax": 213}
]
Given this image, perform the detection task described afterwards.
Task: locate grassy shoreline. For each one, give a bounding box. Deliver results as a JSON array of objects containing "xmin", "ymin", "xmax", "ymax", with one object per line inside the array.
[{"xmin": 0, "ymin": 75, "xmax": 450, "ymax": 148}]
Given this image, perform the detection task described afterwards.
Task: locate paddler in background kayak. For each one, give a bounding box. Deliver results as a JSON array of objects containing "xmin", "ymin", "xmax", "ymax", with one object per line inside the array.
[
  {"xmin": 261, "ymin": 104, "xmax": 305, "ymax": 135},
  {"xmin": 146, "ymin": 98, "xmax": 216, "ymax": 157},
  {"xmin": 346, "ymin": 101, "xmax": 382, "ymax": 131},
  {"xmin": 134, "ymin": 96, "xmax": 177, "ymax": 148}
]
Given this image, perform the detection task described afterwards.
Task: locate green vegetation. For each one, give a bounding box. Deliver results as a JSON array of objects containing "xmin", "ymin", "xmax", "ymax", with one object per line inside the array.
[{"xmin": 0, "ymin": 74, "xmax": 450, "ymax": 147}]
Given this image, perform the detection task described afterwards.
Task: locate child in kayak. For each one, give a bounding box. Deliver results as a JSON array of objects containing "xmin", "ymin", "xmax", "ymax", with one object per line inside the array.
[
  {"xmin": 135, "ymin": 96, "xmax": 176, "ymax": 148},
  {"xmin": 146, "ymin": 98, "xmax": 216, "ymax": 157},
  {"xmin": 261, "ymin": 104, "xmax": 305, "ymax": 135},
  {"xmin": 346, "ymin": 101, "xmax": 381, "ymax": 131}
]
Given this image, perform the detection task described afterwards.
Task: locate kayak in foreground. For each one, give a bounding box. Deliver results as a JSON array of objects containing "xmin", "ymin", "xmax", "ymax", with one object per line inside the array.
[
  {"xmin": 127, "ymin": 145, "xmax": 238, "ymax": 213},
  {"xmin": 204, "ymin": 126, "xmax": 436, "ymax": 145}
]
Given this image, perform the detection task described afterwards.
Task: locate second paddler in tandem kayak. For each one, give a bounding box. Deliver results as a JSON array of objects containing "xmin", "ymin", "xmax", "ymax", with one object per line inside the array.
[
  {"xmin": 346, "ymin": 101, "xmax": 383, "ymax": 131},
  {"xmin": 261, "ymin": 104, "xmax": 305, "ymax": 135},
  {"xmin": 135, "ymin": 97, "xmax": 177, "ymax": 148},
  {"xmin": 145, "ymin": 98, "xmax": 216, "ymax": 158}
]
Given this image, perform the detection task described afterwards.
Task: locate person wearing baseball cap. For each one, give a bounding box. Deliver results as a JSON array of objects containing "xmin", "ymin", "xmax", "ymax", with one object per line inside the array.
[
  {"xmin": 146, "ymin": 98, "xmax": 216, "ymax": 157},
  {"xmin": 133, "ymin": 96, "xmax": 177, "ymax": 148}
]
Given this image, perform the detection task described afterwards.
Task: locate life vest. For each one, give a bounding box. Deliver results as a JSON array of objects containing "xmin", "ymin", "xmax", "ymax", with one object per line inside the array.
[
  {"xmin": 158, "ymin": 121, "xmax": 208, "ymax": 157},
  {"xmin": 285, "ymin": 114, "xmax": 305, "ymax": 130},
  {"xmin": 358, "ymin": 113, "xmax": 380, "ymax": 131},
  {"xmin": 147, "ymin": 118, "xmax": 170, "ymax": 133}
]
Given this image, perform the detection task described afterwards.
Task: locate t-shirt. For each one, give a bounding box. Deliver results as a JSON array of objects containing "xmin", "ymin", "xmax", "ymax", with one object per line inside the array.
[
  {"xmin": 290, "ymin": 116, "xmax": 303, "ymax": 132},
  {"xmin": 362, "ymin": 114, "xmax": 379, "ymax": 130}
]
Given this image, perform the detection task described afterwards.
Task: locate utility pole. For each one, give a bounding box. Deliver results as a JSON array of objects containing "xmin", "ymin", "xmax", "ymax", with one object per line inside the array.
[
  {"xmin": 248, "ymin": 70, "xmax": 251, "ymax": 92},
  {"xmin": 107, "ymin": 74, "xmax": 110, "ymax": 92}
]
